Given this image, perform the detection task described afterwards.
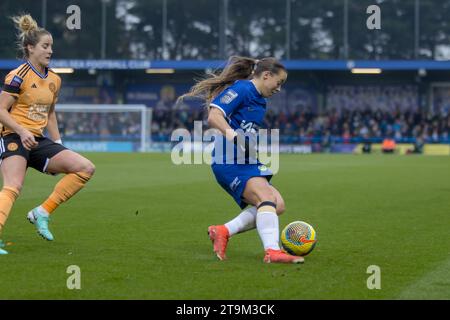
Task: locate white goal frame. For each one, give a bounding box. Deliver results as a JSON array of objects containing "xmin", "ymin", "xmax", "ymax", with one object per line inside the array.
[{"xmin": 55, "ymin": 104, "xmax": 152, "ymax": 152}]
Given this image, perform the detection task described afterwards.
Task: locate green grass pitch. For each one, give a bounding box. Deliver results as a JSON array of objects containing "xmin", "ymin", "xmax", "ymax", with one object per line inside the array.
[{"xmin": 0, "ymin": 153, "xmax": 449, "ymax": 299}]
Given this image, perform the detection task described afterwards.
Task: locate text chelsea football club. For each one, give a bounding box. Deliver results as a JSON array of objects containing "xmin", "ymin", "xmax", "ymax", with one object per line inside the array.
[{"xmin": 176, "ymin": 304, "xmax": 275, "ymax": 317}]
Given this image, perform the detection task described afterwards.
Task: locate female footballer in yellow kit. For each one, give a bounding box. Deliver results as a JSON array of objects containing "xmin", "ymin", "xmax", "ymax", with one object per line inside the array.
[{"xmin": 0, "ymin": 15, "xmax": 95, "ymax": 255}]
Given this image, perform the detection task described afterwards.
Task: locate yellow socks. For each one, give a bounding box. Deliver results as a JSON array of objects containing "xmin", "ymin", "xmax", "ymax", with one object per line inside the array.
[
  {"xmin": 41, "ymin": 172, "xmax": 92, "ymax": 214},
  {"xmin": 0, "ymin": 187, "xmax": 20, "ymax": 231}
]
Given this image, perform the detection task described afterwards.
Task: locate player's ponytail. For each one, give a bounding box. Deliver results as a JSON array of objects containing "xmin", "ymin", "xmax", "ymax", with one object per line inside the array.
[
  {"xmin": 12, "ymin": 14, "xmax": 51, "ymax": 59},
  {"xmin": 13, "ymin": 14, "xmax": 38, "ymax": 34},
  {"xmin": 179, "ymin": 56, "xmax": 286, "ymax": 108},
  {"xmin": 179, "ymin": 56, "xmax": 257, "ymax": 107}
]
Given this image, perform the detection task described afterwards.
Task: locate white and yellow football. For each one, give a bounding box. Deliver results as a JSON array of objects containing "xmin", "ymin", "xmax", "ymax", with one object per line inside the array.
[{"xmin": 281, "ymin": 221, "xmax": 317, "ymax": 256}]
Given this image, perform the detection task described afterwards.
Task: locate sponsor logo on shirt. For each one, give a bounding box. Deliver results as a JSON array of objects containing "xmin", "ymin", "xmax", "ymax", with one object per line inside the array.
[
  {"xmin": 220, "ymin": 89, "xmax": 238, "ymax": 104},
  {"xmin": 10, "ymin": 76, "xmax": 23, "ymax": 88}
]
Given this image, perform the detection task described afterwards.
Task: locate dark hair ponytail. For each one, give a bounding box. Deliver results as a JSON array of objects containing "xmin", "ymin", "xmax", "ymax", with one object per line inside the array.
[
  {"xmin": 179, "ymin": 56, "xmax": 256, "ymax": 107},
  {"xmin": 179, "ymin": 56, "xmax": 286, "ymax": 107}
]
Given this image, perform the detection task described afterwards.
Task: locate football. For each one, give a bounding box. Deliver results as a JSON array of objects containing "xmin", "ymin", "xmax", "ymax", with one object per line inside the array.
[{"xmin": 281, "ymin": 221, "xmax": 317, "ymax": 256}]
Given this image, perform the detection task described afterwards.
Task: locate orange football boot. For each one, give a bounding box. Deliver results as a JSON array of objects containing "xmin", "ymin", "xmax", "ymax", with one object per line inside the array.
[
  {"xmin": 207, "ymin": 225, "xmax": 230, "ymax": 260},
  {"xmin": 263, "ymin": 249, "xmax": 305, "ymax": 264}
]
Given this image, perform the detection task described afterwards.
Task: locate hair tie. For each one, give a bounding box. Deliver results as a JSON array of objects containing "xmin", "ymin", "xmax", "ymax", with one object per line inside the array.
[
  {"xmin": 253, "ymin": 60, "xmax": 260, "ymax": 70},
  {"xmin": 252, "ymin": 60, "xmax": 260, "ymax": 74}
]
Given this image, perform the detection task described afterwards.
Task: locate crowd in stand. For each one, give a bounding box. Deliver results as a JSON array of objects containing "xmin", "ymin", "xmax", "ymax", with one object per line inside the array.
[
  {"xmin": 56, "ymin": 112, "xmax": 142, "ymax": 140},
  {"xmin": 326, "ymin": 85, "xmax": 419, "ymax": 113},
  {"xmin": 54, "ymin": 85, "xmax": 450, "ymax": 144},
  {"xmin": 264, "ymin": 107, "xmax": 449, "ymax": 143},
  {"xmin": 146, "ymin": 85, "xmax": 450, "ymax": 143}
]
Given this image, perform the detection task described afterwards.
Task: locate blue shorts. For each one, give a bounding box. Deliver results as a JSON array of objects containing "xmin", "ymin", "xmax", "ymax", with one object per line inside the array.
[{"xmin": 211, "ymin": 163, "xmax": 273, "ymax": 209}]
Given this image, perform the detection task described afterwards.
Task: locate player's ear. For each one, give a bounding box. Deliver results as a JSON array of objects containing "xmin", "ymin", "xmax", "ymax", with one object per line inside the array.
[
  {"xmin": 262, "ymin": 71, "xmax": 271, "ymax": 80},
  {"xmin": 27, "ymin": 44, "xmax": 35, "ymax": 55}
]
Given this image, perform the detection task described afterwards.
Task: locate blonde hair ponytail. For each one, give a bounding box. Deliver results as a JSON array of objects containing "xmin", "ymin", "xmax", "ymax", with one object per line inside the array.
[
  {"xmin": 13, "ymin": 14, "xmax": 38, "ymax": 36},
  {"xmin": 11, "ymin": 14, "xmax": 50, "ymax": 59}
]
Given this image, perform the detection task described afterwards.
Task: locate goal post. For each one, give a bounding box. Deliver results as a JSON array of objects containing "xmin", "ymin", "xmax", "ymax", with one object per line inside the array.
[{"xmin": 54, "ymin": 104, "xmax": 152, "ymax": 152}]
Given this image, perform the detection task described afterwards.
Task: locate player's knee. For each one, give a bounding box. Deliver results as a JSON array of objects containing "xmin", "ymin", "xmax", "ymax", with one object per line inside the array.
[
  {"xmin": 80, "ymin": 160, "xmax": 95, "ymax": 177},
  {"xmin": 276, "ymin": 201, "xmax": 285, "ymax": 215},
  {"xmin": 265, "ymin": 195, "xmax": 277, "ymax": 205},
  {"xmin": 258, "ymin": 191, "xmax": 277, "ymax": 208}
]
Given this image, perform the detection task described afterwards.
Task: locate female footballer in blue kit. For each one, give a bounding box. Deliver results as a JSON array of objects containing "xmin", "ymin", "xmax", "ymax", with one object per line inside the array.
[{"xmin": 183, "ymin": 56, "xmax": 304, "ymax": 264}]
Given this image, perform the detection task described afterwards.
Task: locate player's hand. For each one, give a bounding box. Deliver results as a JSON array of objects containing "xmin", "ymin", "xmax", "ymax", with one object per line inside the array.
[
  {"xmin": 18, "ymin": 129, "xmax": 38, "ymax": 150},
  {"xmin": 233, "ymin": 132, "xmax": 248, "ymax": 153},
  {"xmin": 233, "ymin": 129, "xmax": 258, "ymax": 159}
]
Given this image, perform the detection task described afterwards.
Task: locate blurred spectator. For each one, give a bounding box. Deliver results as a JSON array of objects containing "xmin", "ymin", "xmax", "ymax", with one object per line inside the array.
[
  {"xmin": 382, "ymin": 138, "xmax": 396, "ymax": 153},
  {"xmin": 414, "ymin": 135, "xmax": 425, "ymax": 154},
  {"xmin": 321, "ymin": 130, "xmax": 332, "ymax": 153},
  {"xmin": 408, "ymin": 135, "xmax": 425, "ymax": 154},
  {"xmin": 362, "ymin": 132, "xmax": 372, "ymax": 154}
]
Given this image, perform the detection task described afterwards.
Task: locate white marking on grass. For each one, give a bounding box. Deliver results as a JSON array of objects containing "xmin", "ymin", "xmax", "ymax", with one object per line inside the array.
[{"xmin": 397, "ymin": 256, "xmax": 450, "ymax": 299}]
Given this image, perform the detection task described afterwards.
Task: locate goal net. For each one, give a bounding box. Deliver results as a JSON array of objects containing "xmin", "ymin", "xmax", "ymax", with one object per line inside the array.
[{"xmin": 54, "ymin": 104, "xmax": 152, "ymax": 152}]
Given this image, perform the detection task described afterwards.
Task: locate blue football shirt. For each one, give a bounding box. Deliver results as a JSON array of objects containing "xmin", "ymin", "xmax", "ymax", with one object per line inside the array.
[{"xmin": 210, "ymin": 80, "xmax": 267, "ymax": 164}]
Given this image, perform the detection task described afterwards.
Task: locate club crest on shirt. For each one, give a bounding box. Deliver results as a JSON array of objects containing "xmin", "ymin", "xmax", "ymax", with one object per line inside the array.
[
  {"xmin": 220, "ymin": 89, "xmax": 238, "ymax": 104},
  {"xmin": 7, "ymin": 142, "xmax": 18, "ymax": 152},
  {"xmin": 49, "ymin": 82, "xmax": 57, "ymax": 93}
]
